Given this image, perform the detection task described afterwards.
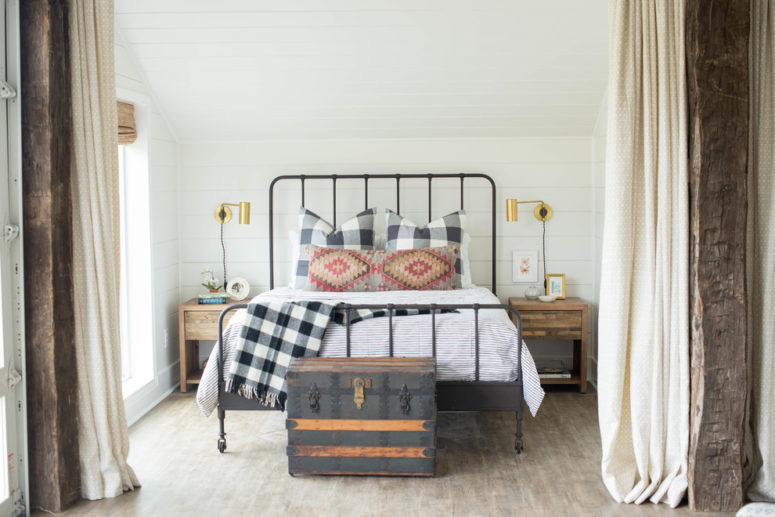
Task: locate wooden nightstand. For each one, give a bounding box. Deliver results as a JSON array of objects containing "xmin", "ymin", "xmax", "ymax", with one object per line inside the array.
[
  {"xmin": 508, "ymin": 297, "xmax": 588, "ymax": 393},
  {"xmin": 178, "ymin": 298, "xmax": 241, "ymax": 392}
]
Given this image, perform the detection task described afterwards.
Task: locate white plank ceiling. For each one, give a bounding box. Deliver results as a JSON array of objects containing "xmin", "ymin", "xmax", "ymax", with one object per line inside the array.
[{"xmin": 115, "ymin": 0, "xmax": 608, "ymax": 141}]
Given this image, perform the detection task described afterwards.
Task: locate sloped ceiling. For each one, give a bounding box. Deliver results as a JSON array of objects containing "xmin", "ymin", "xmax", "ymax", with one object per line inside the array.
[{"xmin": 115, "ymin": 0, "xmax": 608, "ymax": 141}]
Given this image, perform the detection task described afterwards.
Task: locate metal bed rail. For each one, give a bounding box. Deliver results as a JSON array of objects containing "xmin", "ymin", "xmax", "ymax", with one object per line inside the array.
[{"xmin": 215, "ymin": 302, "xmax": 525, "ymax": 453}]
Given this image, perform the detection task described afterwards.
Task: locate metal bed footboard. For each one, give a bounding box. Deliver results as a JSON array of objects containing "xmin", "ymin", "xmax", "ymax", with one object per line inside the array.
[{"xmin": 215, "ymin": 302, "xmax": 525, "ymax": 454}]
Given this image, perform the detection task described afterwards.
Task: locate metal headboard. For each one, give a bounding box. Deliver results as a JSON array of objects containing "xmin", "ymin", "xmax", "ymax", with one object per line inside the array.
[{"xmin": 268, "ymin": 173, "xmax": 497, "ymax": 294}]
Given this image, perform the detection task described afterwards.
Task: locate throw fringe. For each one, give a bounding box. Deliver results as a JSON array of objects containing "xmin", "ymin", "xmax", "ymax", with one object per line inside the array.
[{"xmin": 224, "ymin": 379, "xmax": 283, "ymax": 409}]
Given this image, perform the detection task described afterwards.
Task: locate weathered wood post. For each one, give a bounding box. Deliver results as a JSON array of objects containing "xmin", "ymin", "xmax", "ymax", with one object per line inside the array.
[
  {"xmin": 20, "ymin": 0, "xmax": 80, "ymax": 511},
  {"xmin": 686, "ymin": 0, "xmax": 749, "ymax": 511}
]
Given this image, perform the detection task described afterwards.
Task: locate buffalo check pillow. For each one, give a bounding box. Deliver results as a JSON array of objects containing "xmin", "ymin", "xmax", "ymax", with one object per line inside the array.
[
  {"xmin": 385, "ymin": 209, "xmax": 468, "ymax": 289},
  {"xmin": 292, "ymin": 207, "xmax": 376, "ymax": 289}
]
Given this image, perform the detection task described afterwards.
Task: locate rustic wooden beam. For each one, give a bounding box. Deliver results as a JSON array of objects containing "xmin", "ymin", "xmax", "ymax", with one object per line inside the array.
[
  {"xmin": 20, "ymin": 0, "xmax": 80, "ymax": 512},
  {"xmin": 686, "ymin": 0, "xmax": 749, "ymax": 512}
]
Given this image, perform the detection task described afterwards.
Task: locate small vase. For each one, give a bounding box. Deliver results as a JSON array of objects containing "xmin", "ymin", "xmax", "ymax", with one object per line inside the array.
[
  {"xmin": 209, "ymin": 289, "xmax": 219, "ymax": 293},
  {"xmin": 524, "ymin": 285, "xmax": 541, "ymax": 300}
]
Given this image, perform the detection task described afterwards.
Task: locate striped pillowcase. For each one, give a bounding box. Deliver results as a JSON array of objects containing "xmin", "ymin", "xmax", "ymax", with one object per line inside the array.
[
  {"xmin": 292, "ymin": 207, "xmax": 376, "ymax": 289},
  {"xmin": 385, "ymin": 209, "xmax": 466, "ymax": 289}
]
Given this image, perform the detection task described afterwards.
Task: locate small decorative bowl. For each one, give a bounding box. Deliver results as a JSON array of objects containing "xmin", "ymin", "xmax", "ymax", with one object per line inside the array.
[
  {"xmin": 524, "ymin": 285, "xmax": 541, "ymax": 300},
  {"xmin": 538, "ymin": 295, "xmax": 557, "ymax": 303}
]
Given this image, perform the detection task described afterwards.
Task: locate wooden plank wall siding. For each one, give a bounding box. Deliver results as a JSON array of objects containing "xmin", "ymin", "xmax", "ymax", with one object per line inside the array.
[
  {"xmin": 20, "ymin": 0, "xmax": 81, "ymax": 512},
  {"xmin": 286, "ymin": 357, "xmax": 436, "ymax": 477},
  {"xmin": 686, "ymin": 0, "xmax": 749, "ymax": 512},
  {"xmin": 174, "ymin": 138, "xmax": 600, "ymax": 303}
]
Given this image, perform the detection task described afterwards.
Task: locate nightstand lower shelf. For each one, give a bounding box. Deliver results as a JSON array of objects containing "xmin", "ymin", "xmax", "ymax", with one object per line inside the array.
[
  {"xmin": 539, "ymin": 373, "xmax": 581, "ymax": 385},
  {"xmin": 187, "ymin": 369, "xmax": 203, "ymax": 384}
]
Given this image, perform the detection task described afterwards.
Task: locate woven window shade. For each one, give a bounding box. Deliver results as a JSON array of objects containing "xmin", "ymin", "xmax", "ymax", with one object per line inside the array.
[{"xmin": 117, "ymin": 101, "xmax": 137, "ymax": 145}]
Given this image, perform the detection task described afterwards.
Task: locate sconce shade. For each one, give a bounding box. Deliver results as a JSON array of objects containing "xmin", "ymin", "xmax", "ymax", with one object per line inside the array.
[
  {"xmin": 505, "ymin": 198, "xmax": 552, "ymax": 222},
  {"xmin": 239, "ymin": 202, "xmax": 251, "ymax": 224},
  {"xmin": 506, "ymin": 199, "xmax": 518, "ymax": 222}
]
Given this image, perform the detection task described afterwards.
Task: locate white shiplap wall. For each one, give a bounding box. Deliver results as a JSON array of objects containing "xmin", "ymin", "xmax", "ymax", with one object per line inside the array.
[
  {"xmin": 178, "ymin": 137, "xmax": 596, "ymax": 365},
  {"xmin": 114, "ymin": 0, "xmax": 608, "ymax": 141},
  {"xmin": 116, "ymin": 33, "xmax": 181, "ymax": 424},
  {"xmin": 112, "ymin": 1, "xmax": 609, "ymax": 390}
]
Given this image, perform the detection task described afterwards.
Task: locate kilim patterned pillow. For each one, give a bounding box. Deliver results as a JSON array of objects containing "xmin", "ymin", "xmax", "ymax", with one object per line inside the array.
[
  {"xmin": 385, "ymin": 209, "xmax": 466, "ymax": 289},
  {"xmin": 305, "ymin": 244, "xmax": 459, "ymax": 292},
  {"xmin": 292, "ymin": 207, "xmax": 376, "ymax": 289}
]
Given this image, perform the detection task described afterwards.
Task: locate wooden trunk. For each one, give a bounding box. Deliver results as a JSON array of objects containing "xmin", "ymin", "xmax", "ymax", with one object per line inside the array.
[{"xmin": 285, "ymin": 357, "xmax": 436, "ymax": 477}]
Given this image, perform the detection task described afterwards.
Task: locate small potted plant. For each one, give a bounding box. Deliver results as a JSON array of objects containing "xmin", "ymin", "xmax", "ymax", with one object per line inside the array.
[{"xmin": 201, "ymin": 268, "xmax": 223, "ymax": 293}]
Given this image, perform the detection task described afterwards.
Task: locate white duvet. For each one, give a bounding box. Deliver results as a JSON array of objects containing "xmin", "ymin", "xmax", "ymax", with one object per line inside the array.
[{"xmin": 196, "ymin": 287, "xmax": 544, "ymax": 417}]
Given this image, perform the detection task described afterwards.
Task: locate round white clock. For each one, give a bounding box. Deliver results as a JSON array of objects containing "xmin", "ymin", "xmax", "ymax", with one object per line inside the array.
[{"xmin": 226, "ymin": 277, "xmax": 250, "ymax": 301}]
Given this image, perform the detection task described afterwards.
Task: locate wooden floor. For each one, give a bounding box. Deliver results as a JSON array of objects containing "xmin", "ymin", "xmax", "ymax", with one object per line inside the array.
[{"xmin": 37, "ymin": 389, "xmax": 732, "ymax": 517}]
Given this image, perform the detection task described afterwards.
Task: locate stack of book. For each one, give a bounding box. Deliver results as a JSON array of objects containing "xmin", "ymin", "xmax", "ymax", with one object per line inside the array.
[
  {"xmin": 198, "ymin": 292, "xmax": 228, "ymax": 304},
  {"xmin": 537, "ymin": 367, "xmax": 572, "ymax": 379}
]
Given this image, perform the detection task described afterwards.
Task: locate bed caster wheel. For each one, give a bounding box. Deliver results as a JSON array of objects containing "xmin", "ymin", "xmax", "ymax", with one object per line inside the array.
[
  {"xmin": 218, "ymin": 439, "xmax": 227, "ymax": 453},
  {"xmin": 514, "ymin": 440, "xmax": 523, "ymax": 454}
]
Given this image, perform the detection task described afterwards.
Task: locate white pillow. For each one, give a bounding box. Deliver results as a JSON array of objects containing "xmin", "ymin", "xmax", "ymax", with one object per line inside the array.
[
  {"xmin": 460, "ymin": 231, "xmax": 473, "ymax": 288},
  {"xmin": 288, "ymin": 230, "xmax": 300, "ymax": 288}
]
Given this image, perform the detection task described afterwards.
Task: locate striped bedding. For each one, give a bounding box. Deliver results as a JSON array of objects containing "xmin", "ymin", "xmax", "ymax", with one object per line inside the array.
[{"xmin": 196, "ymin": 287, "xmax": 544, "ymax": 417}]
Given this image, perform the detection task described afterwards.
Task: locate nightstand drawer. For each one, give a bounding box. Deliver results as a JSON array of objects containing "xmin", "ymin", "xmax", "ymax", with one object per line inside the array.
[
  {"xmin": 520, "ymin": 310, "xmax": 582, "ymax": 339},
  {"xmin": 184, "ymin": 310, "xmax": 237, "ymax": 340}
]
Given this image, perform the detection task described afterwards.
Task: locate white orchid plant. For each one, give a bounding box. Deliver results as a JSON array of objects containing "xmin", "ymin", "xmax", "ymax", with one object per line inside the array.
[{"xmin": 201, "ymin": 268, "xmax": 223, "ymax": 291}]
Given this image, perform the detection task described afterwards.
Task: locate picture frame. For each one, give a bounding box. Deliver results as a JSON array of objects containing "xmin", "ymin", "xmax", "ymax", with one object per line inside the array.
[
  {"xmin": 226, "ymin": 277, "xmax": 250, "ymax": 301},
  {"xmin": 512, "ymin": 250, "xmax": 539, "ymax": 283},
  {"xmin": 546, "ymin": 273, "xmax": 566, "ymax": 299}
]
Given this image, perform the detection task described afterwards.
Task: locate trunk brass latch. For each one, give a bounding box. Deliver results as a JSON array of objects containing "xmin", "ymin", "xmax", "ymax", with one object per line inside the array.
[
  {"xmin": 308, "ymin": 383, "xmax": 320, "ymax": 412},
  {"xmin": 399, "ymin": 384, "xmax": 412, "ymax": 414},
  {"xmin": 348, "ymin": 377, "xmax": 372, "ymax": 409}
]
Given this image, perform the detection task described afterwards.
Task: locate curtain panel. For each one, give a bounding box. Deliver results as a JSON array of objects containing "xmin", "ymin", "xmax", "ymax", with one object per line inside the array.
[
  {"xmin": 744, "ymin": 0, "xmax": 775, "ymax": 502},
  {"xmin": 69, "ymin": 0, "xmax": 140, "ymax": 499},
  {"xmin": 597, "ymin": 0, "xmax": 689, "ymax": 507}
]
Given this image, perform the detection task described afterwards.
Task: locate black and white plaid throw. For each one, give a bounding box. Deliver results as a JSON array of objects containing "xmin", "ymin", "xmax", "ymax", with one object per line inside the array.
[
  {"xmin": 225, "ymin": 301, "xmax": 455, "ymax": 410},
  {"xmin": 225, "ymin": 300, "xmax": 335, "ymax": 409}
]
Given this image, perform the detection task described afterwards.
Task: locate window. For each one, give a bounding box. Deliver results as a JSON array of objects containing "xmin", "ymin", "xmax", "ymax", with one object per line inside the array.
[
  {"xmin": 117, "ymin": 92, "xmax": 154, "ymax": 398},
  {"xmin": 119, "ymin": 145, "xmax": 130, "ymax": 381}
]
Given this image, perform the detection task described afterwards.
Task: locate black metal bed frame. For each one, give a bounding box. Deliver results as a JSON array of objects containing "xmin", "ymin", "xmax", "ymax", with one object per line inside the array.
[
  {"xmin": 214, "ymin": 173, "xmax": 526, "ymax": 455},
  {"xmin": 268, "ymin": 173, "xmax": 497, "ymax": 293}
]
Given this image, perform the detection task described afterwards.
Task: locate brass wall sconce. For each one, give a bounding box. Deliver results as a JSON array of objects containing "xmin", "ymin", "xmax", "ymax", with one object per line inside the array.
[
  {"xmin": 507, "ymin": 197, "xmax": 552, "ymax": 290},
  {"xmin": 214, "ymin": 202, "xmax": 251, "ymax": 290},
  {"xmin": 506, "ymin": 199, "xmax": 552, "ymax": 222},
  {"xmin": 214, "ymin": 202, "xmax": 251, "ymax": 225}
]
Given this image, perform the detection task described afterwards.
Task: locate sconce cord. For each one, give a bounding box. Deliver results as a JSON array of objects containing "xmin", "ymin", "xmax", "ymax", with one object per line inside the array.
[
  {"xmin": 220, "ymin": 222, "xmax": 227, "ymax": 289},
  {"xmin": 542, "ymin": 219, "xmax": 547, "ymax": 290}
]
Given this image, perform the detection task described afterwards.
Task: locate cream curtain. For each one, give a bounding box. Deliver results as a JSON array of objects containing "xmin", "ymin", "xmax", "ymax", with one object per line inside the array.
[
  {"xmin": 744, "ymin": 0, "xmax": 775, "ymax": 502},
  {"xmin": 70, "ymin": 0, "xmax": 140, "ymax": 499},
  {"xmin": 597, "ymin": 0, "xmax": 689, "ymax": 508}
]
